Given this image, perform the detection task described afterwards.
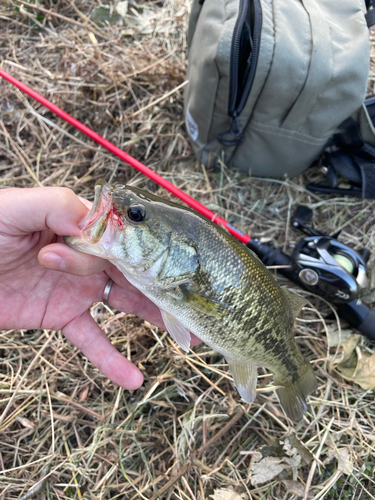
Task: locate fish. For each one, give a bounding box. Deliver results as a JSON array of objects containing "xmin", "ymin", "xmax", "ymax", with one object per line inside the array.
[{"xmin": 65, "ymin": 180, "xmax": 317, "ymax": 420}]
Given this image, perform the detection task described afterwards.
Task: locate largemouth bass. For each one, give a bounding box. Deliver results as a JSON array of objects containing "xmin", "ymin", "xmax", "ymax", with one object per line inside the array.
[{"xmin": 66, "ymin": 181, "xmax": 317, "ymax": 420}]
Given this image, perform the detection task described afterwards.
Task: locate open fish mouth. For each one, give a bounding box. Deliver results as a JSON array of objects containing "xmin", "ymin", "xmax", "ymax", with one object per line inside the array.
[
  {"xmin": 64, "ymin": 180, "xmax": 117, "ymax": 254},
  {"xmin": 80, "ymin": 180, "xmax": 115, "ymax": 244}
]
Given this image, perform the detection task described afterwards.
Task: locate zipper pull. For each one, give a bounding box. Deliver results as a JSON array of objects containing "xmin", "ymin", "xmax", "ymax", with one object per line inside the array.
[
  {"xmin": 230, "ymin": 114, "xmax": 242, "ymax": 137},
  {"xmin": 217, "ymin": 114, "xmax": 245, "ymax": 146}
]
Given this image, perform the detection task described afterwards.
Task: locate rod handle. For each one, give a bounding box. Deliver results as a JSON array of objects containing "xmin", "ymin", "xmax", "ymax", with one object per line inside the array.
[
  {"xmin": 246, "ymin": 239, "xmax": 295, "ymax": 281},
  {"xmin": 336, "ymin": 301, "xmax": 375, "ymax": 340}
]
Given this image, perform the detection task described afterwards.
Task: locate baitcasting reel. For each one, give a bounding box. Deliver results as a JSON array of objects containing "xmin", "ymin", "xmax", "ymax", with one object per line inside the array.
[
  {"xmin": 246, "ymin": 206, "xmax": 375, "ymax": 339},
  {"xmin": 291, "ymin": 205, "xmax": 369, "ymax": 304}
]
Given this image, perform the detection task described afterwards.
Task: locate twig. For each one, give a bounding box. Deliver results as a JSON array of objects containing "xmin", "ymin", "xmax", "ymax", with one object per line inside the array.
[
  {"xmin": 169, "ymin": 339, "xmax": 226, "ymax": 397},
  {"xmin": 303, "ymin": 417, "xmax": 335, "ymax": 500},
  {"xmin": 123, "ymin": 81, "xmax": 188, "ymax": 120},
  {"xmin": 19, "ymin": 465, "xmax": 51, "ymax": 500}
]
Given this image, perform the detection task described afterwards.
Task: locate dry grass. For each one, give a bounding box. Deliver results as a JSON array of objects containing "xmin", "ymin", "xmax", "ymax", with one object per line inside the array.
[{"xmin": 1, "ymin": 1, "xmax": 375, "ymax": 499}]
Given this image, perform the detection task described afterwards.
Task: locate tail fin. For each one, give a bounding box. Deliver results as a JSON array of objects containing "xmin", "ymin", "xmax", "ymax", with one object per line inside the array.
[{"xmin": 276, "ymin": 360, "xmax": 317, "ymax": 421}]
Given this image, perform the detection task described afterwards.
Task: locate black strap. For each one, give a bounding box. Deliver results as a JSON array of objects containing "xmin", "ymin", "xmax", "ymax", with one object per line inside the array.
[
  {"xmin": 358, "ymin": 160, "xmax": 375, "ymax": 198},
  {"xmin": 366, "ymin": 0, "xmax": 375, "ymax": 27},
  {"xmin": 366, "ymin": 8, "xmax": 375, "ymax": 27},
  {"xmin": 332, "ymin": 119, "xmax": 375, "ymax": 198},
  {"xmin": 325, "ymin": 152, "xmax": 362, "ymax": 185},
  {"xmin": 326, "ymin": 152, "xmax": 375, "ymax": 199},
  {"xmin": 307, "ymin": 117, "xmax": 375, "ymax": 199}
]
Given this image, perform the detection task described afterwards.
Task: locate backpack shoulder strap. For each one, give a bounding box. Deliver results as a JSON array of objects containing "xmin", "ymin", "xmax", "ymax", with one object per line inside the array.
[{"xmin": 366, "ymin": 0, "xmax": 375, "ymax": 27}]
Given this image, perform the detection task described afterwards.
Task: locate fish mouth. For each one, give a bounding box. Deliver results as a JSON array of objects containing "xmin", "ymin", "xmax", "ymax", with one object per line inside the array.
[
  {"xmin": 80, "ymin": 180, "xmax": 114, "ymax": 244},
  {"xmin": 65, "ymin": 180, "xmax": 118, "ymax": 254}
]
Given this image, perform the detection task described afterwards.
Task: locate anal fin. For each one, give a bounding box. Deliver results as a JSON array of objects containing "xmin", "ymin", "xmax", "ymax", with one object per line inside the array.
[
  {"xmin": 226, "ymin": 357, "xmax": 258, "ymax": 403},
  {"xmin": 160, "ymin": 310, "xmax": 191, "ymax": 352}
]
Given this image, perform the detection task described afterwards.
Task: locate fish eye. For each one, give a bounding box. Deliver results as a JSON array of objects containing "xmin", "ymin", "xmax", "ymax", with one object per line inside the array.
[{"xmin": 127, "ymin": 204, "xmax": 146, "ymax": 223}]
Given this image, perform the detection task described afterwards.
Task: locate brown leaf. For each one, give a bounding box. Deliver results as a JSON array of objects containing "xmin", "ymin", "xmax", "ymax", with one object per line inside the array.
[
  {"xmin": 334, "ymin": 448, "xmax": 353, "ymax": 476},
  {"xmin": 281, "ymin": 432, "xmax": 314, "ymax": 466},
  {"xmin": 250, "ymin": 452, "xmax": 301, "ymax": 486},
  {"xmin": 332, "ymin": 335, "xmax": 375, "ymax": 390},
  {"xmin": 248, "ymin": 432, "xmax": 312, "ymax": 486},
  {"xmin": 337, "ymin": 335, "xmax": 362, "ymax": 366},
  {"xmin": 326, "ymin": 326, "xmax": 353, "ymax": 348},
  {"xmin": 282, "ymin": 480, "xmax": 306, "ymax": 497}
]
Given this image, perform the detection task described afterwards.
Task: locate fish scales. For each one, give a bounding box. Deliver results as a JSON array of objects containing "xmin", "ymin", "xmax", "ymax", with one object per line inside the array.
[
  {"xmin": 185, "ymin": 222, "xmax": 300, "ymax": 374},
  {"xmin": 65, "ymin": 182, "xmax": 317, "ymax": 420}
]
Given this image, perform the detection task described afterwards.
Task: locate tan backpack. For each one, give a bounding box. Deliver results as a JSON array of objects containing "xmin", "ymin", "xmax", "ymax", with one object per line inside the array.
[{"xmin": 184, "ymin": 0, "xmax": 375, "ymax": 197}]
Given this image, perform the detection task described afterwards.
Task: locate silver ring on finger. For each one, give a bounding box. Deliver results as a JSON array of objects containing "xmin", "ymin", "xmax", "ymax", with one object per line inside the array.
[{"xmin": 103, "ymin": 278, "xmax": 114, "ymax": 305}]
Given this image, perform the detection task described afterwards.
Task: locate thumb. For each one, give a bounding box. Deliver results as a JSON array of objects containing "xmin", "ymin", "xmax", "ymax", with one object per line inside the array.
[{"xmin": 0, "ymin": 187, "xmax": 88, "ymax": 237}]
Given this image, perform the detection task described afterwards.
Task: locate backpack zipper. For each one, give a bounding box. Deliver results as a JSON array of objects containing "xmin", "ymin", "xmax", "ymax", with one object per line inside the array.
[{"xmin": 218, "ymin": 0, "xmax": 262, "ymax": 146}]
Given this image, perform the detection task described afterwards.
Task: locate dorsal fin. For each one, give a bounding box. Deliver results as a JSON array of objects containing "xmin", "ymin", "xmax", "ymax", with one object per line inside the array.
[{"xmin": 283, "ymin": 290, "xmax": 306, "ymax": 320}]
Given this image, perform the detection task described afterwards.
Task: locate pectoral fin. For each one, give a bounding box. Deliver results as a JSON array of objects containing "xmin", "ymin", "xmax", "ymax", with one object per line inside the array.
[
  {"xmin": 160, "ymin": 310, "xmax": 191, "ymax": 352},
  {"xmin": 179, "ymin": 288, "xmax": 232, "ymax": 318},
  {"xmin": 226, "ymin": 357, "xmax": 258, "ymax": 403}
]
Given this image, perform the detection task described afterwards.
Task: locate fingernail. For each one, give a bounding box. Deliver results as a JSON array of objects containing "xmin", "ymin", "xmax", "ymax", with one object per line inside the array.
[{"xmin": 40, "ymin": 252, "xmax": 66, "ymax": 271}]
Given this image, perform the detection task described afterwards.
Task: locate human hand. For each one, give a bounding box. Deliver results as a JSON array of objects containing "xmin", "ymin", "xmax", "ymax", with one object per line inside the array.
[{"xmin": 0, "ymin": 187, "xmax": 200, "ymax": 390}]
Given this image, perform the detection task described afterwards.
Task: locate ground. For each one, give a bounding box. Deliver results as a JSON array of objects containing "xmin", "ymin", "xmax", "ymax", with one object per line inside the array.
[{"xmin": 1, "ymin": 1, "xmax": 375, "ymax": 499}]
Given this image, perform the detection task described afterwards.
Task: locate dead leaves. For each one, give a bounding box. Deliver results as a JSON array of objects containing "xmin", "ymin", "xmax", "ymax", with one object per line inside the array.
[
  {"xmin": 331, "ymin": 333, "xmax": 375, "ymax": 390},
  {"xmin": 325, "ymin": 326, "xmax": 353, "ymax": 349},
  {"xmin": 333, "ymin": 448, "xmax": 354, "ymax": 476},
  {"xmin": 250, "ymin": 453, "xmax": 300, "ymax": 486},
  {"xmin": 281, "ymin": 479, "xmax": 306, "ymax": 497},
  {"xmin": 248, "ymin": 432, "xmax": 313, "ymax": 486}
]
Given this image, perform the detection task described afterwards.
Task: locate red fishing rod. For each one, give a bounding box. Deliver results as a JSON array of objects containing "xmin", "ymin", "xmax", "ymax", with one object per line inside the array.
[
  {"xmin": 0, "ymin": 68, "xmax": 250, "ymax": 244},
  {"xmin": 1, "ymin": 67, "xmax": 374, "ymax": 339}
]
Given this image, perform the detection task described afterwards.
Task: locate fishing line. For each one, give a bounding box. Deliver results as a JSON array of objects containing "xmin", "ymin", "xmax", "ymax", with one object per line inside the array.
[{"xmin": 0, "ymin": 68, "xmax": 250, "ymax": 244}]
